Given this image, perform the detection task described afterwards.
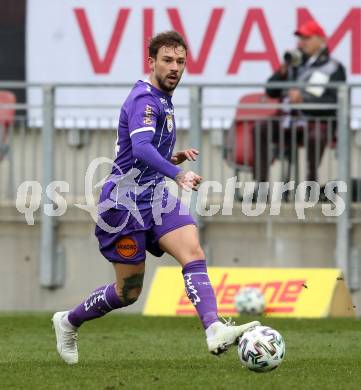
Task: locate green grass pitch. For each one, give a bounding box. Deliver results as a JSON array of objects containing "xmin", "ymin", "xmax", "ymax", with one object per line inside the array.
[{"xmin": 0, "ymin": 314, "xmax": 360, "ymax": 389}]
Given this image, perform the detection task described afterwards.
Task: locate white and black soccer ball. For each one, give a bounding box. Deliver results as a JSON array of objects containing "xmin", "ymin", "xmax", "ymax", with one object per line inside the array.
[
  {"xmin": 238, "ymin": 326, "xmax": 285, "ymax": 372},
  {"xmin": 234, "ymin": 287, "xmax": 265, "ymax": 315}
]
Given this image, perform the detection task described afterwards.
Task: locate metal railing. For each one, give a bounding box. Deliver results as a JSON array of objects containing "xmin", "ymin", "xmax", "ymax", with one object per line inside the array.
[{"xmin": 1, "ymin": 81, "xmax": 360, "ymax": 289}]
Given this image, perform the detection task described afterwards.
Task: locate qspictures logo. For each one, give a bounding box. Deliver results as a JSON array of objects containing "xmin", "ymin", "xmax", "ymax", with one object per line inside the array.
[{"xmin": 15, "ymin": 157, "xmax": 348, "ymax": 229}]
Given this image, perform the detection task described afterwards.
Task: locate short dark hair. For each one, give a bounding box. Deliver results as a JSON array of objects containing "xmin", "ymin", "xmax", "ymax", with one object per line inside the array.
[{"xmin": 148, "ymin": 31, "xmax": 187, "ymax": 59}]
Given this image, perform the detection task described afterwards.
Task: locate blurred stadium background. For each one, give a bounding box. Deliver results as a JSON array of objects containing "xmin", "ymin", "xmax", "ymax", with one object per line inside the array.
[{"xmin": 1, "ymin": 0, "xmax": 361, "ymax": 320}]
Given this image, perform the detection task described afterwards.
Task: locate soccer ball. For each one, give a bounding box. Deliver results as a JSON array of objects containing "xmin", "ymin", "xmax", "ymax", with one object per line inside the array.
[
  {"xmin": 238, "ymin": 326, "xmax": 285, "ymax": 372},
  {"xmin": 234, "ymin": 287, "xmax": 265, "ymax": 315}
]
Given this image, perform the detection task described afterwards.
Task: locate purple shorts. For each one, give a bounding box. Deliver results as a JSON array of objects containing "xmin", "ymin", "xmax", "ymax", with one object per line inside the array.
[{"xmin": 95, "ymin": 196, "xmax": 196, "ymax": 264}]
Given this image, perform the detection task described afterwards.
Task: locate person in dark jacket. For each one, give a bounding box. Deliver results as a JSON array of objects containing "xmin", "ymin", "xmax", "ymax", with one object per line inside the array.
[{"xmin": 254, "ymin": 20, "xmax": 346, "ymax": 183}]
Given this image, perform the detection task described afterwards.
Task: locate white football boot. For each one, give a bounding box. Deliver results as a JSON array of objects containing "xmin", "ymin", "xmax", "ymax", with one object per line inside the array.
[
  {"xmin": 52, "ymin": 311, "xmax": 79, "ymax": 364},
  {"xmin": 206, "ymin": 319, "xmax": 260, "ymax": 355}
]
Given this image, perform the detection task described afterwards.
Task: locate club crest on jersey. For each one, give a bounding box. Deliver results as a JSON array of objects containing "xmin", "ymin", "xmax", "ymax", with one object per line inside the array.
[{"xmin": 166, "ymin": 114, "xmax": 174, "ymax": 132}]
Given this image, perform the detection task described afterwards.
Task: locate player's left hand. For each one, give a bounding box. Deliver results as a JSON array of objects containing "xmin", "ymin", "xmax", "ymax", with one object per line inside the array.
[
  {"xmin": 171, "ymin": 149, "xmax": 199, "ymax": 165},
  {"xmin": 175, "ymin": 170, "xmax": 202, "ymax": 191}
]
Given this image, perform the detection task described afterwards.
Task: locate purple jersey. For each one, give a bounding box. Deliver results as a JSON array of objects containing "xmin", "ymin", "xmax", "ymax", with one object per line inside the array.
[
  {"xmin": 101, "ymin": 80, "xmax": 180, "ymax": 209},
  {"xmin": 95, "ymin": 80, "xmax": 196, "ymax": 263},
  {"xmin": 115, "ymin": 80, "xmax": 176, "ymax": 179}
]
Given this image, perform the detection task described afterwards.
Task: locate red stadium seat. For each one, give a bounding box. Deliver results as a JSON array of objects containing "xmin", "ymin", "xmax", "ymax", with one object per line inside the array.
[
  {"xmin": 232, "ymin": 93, "xmax": 279, "ymax": 168},
  {"xmin": 0, "ymin": 90, "xmax": 16, "ymax": 161}
]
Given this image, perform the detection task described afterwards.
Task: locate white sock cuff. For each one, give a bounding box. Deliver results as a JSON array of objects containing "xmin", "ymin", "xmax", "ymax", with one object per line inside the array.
[
  {"xmin": 61, "ymin": 312, "xmax": 78, "ymax": 331},
  {"xmin": 205, "ymin": 320, "xmax": 222, "ymax": 338}
]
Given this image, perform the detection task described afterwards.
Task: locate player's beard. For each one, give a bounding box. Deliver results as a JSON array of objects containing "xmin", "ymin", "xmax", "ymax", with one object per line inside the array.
[{"xmin": 156, "ymin": 73, "xmax": 180, "ymax": 93}]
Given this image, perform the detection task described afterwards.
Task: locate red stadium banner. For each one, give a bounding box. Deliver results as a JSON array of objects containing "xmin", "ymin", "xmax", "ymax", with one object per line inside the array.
[
  {"xmin": 26, "ymin": 0, "xmax": 361, "ymax": 126},
  {"xmin": 27, "ymin": 0, "xmax": 361, "ymax": 81}
]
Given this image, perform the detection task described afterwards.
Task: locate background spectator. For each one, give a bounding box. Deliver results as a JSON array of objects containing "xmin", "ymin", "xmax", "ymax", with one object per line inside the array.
[{"xmin": 254, "ymin": 20, "xmax": 346, "ymax": 182}]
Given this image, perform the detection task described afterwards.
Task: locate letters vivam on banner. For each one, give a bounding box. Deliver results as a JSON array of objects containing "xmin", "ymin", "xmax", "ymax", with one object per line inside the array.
[
  {"xmin": 143, "ymin": 267, "xmax": 355, "ymax": 318},
  {"xmin": 27, "ymin": 0, "xmax": 361, "ymax": 127}
]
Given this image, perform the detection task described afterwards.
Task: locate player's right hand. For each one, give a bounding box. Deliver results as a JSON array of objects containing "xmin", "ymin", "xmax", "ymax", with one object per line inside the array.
[{"xmin": 175, "ymin": 170, "xmax": 202, "ymax": 191}]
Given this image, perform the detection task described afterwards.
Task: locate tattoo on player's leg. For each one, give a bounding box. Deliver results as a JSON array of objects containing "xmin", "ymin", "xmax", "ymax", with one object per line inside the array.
[{"xmin": 117, "ymin": 273, "xmax": 144, "ymax": 306}]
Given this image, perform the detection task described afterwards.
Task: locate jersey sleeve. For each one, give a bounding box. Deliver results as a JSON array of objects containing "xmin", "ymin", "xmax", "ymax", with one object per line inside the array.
[
  {"xmin": 128, "ymin": 93, "xmax": 181, "ymax": 180},
  {"xmin": 131, "ymin": 132, "xmax": 181, "ymax": 180},
  {"xmin": 128, "ymin": 94, "xmax": 159, "ymax": 138}
]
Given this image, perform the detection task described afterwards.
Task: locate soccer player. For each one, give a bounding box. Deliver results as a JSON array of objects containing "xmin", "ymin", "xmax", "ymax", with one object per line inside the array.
[{"xmin": 52, "ymin": 31, "xmax": 259, "ymax": 364}]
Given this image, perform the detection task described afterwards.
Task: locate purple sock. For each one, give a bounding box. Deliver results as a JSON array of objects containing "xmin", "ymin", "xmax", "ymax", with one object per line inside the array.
[
  {"xmin": 68, "ymin": 283, "xmax": 124, "ymax": 328},
  {"xmin": 182, "ymin": 260, "xmax": 219, "ymax": 329}
]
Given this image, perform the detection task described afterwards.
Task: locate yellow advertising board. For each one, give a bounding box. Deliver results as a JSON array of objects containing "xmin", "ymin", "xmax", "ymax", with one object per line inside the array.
[{"xmin": 144, "ymin": 267, "xmax": 355, "ymax": 318}]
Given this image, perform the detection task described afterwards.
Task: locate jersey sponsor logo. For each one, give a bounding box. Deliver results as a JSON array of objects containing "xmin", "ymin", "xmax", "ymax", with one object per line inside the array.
[
  {"xmin": 116, "ymin": 236, "xmax": 138, "ymax": 258},
  {"xmin": 166, "ymin": 114, "xmax": 174, "ymax": 132},
  {"xmin": 143, "ymin": 104, "xmax": 153, "ymax": 125},
  {"xmin": 144, "ymin": 104, "xmax": 153, "ymax": 115},
  {"xmin": 159, "ymin": 98, "xmax": 167, "ymax": 105},
  {"xmin": 143, "ymin": 117, "xmax": 152, "ymax": 125}
]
